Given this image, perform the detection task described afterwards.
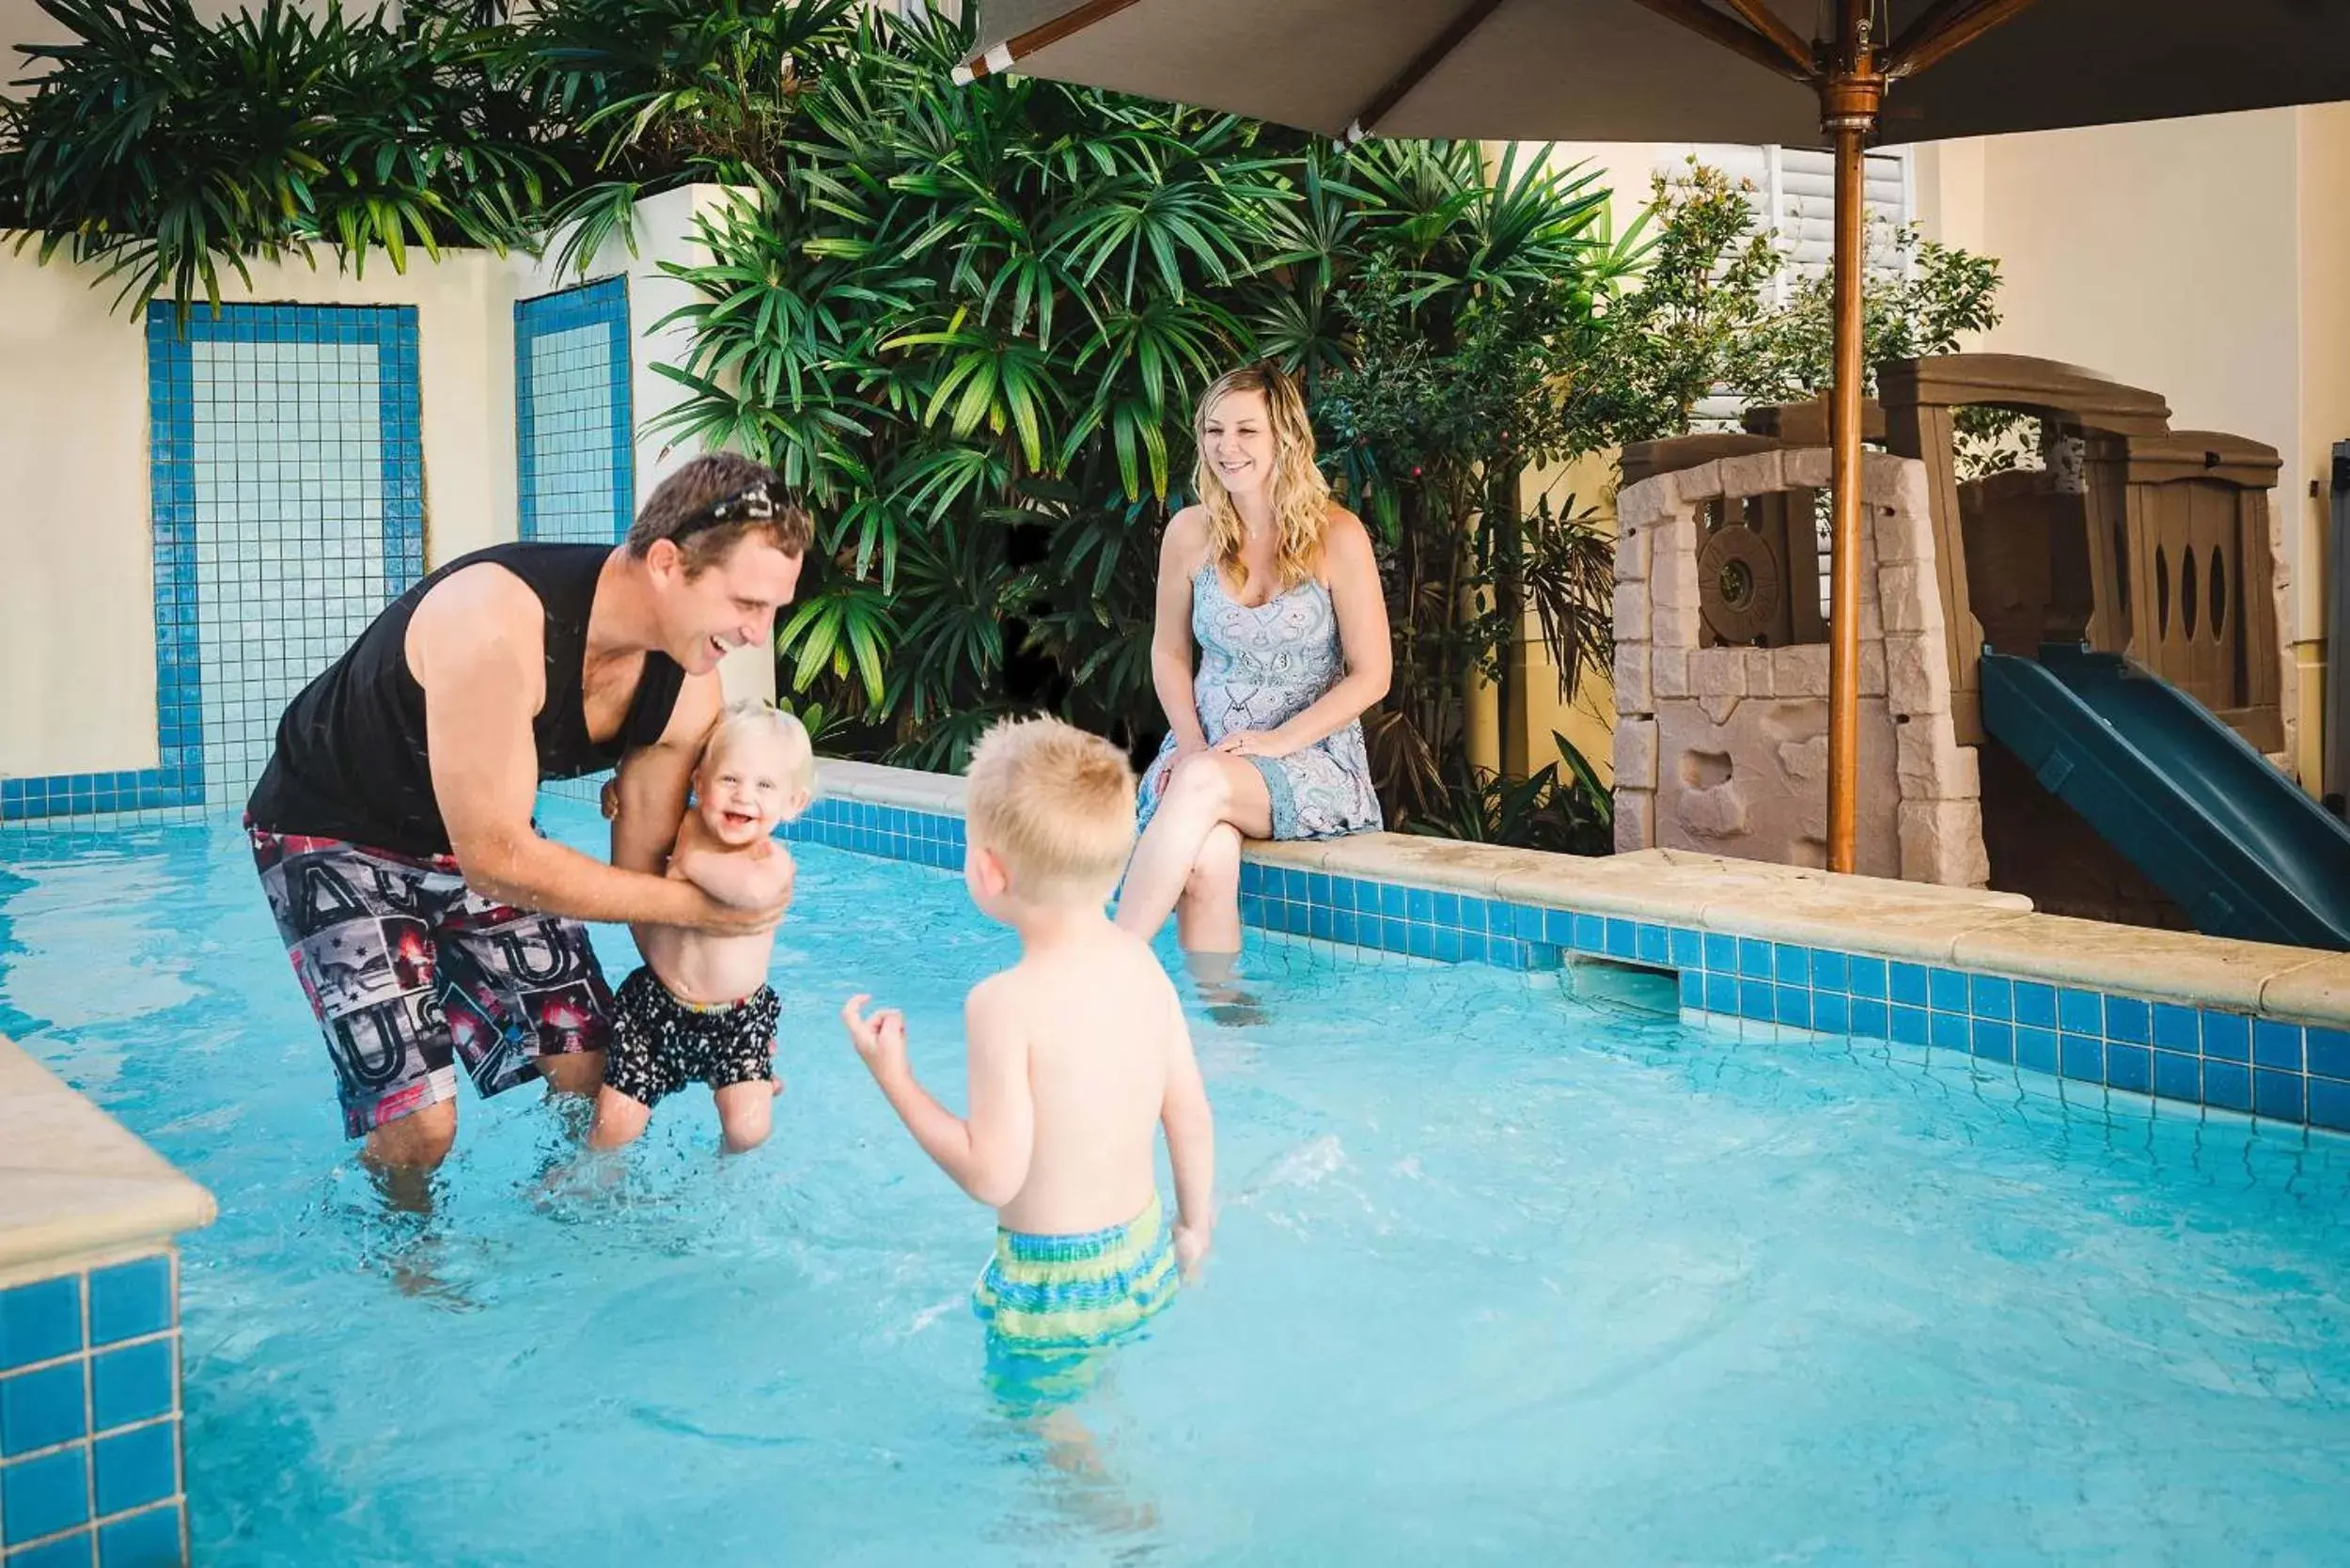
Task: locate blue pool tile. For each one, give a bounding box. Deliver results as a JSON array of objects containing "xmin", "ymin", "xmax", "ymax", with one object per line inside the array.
[
  {"xmin": 1849, "ymin": 957, "xmax": 1888, "ymax": 1001},
  {"xmin": 2105, "ymin": 1044, "xmax": 2153, "ymax": 1095},
  {"xmin": 1, "ymin": 1361, "xmax": 86, "ymax": 1456},
  {"xmin": 2058, "ymin": 989, "xmax": 2103, "ymax": 1037},
  {"xmin": 1927, "ymin": 968, "xmax": 1968, "ymax": 1014},
  {"xmin": 2151, "ymin": 1004, "xmax": 2200, "ymax": 1054},
  {"xmin": 1668, "ymin": 927, "xmax": 1701, "ymax": 968},
  {"xmin": 99, "ymin": 1504, "xmax": 182, "ymax": 1568},
  {"xmin": 15, "ymin": 1529, "xmax": 98, "ymax": 1568},
  {"xmin": 1852, "ymin": 999, "xmax": 1889, "ymax": 1041},
  {"xmin": 1460, "ymin": 933, "xmax": 1488, "ymax": 965},
  {"xmin": 1573, "ymin": 914, "xmax": 1605, "ymax": 954},
  {"xmin": 1406, "ymin": 887, "xmax": 1434, "ymax": 924},
  {"xmin": 1809, "ymin": 949, "xmax": 1848, "ymax": 994},
  {"xmin": 92, "ymin": 1420, "xmax": 176, "ymax": 1518},
  {"xmin": 2201, "ymin": 1012, "xmax": 2251, "ymax": 1062},
  {"xmin": 2308, "ymin": 1027, "xmax": 2350, "ymax": 1081},
  {"xmin": 1490, "ymin": 938, "xmax": 1525, "ymax": 970},
  {"xmin": 2060, "ymin": 1035, "xmax": 2104, "ymax": 1083},
  {"xmin": 2251, "ymin": 1020, "xmax": 2304, "ymax": 1073},
  {"xmin": 1812, "ymin": 992, "xmax": 1851, "ymax": 1037},
  {"xmin": 1739, "ymin": 981, "xmax": 1775, "ymax": 1023},
  {"xmin": 1635, "ymin": 924, "xmax": 1669, "ymax": 965},
  {"xmin": 2253, "ymin": 1071, "xmax": 2304, "ymax": 1122},
  {"xmin": 2105, "ymin": 997, "xmax": 2152, "ymax": 1046},
  {"xmin": 2015, "ymin": 1027, "xmax": 2059, "ymax": 1077},
  {"xmin": 1971, "ymin": 1020, "xmax": 2014, "ymax": 1063},
  {"xmin": 1382, "ymin": 917, "xmax": 1409, "ymax": 953},
  {"xmin": 1888, "ymin": 963, "xmax": 1928, "ymax": 1008},
  {"xmin": 2203, "ymin": 1061, "xmax": 2252, "ymax": 1114},
  {"xmin": 1405, "ymin": 923, "xmax": 1437, "ymax": 961},
  {"xmin": 1432, "ymin": 892, "xmax": 1460, "ymax": 930},
  {"xmin": 1678, "ymin": 970, "xmax": 1703, "ymax": 1010},
  {"xmin": 0, "ymin": 1278, "xmax": 82, "ymax": 1372},
  {"xmin": 1739, "ymin": 939, "xmax": 1773, "ymax": 980},
  {"xmin": 2153, "ymin": 1051, "xmax": 2201, "ymax": 1105},
  {"xmin": 3, "ymin": 1442, "xmax": 89, "ymax": 1544},
  {"xmin": 1775, "ymin": 986, "xmax": 1811, "ymax": 1029},
  {"xmin": 1705, "ymin": 973, "xmax": 1737, "ymax": 1015},
  {"xmin": 1511, "ymin": 903, "xmax": 1543, "ymax": 941},
  {"xmin": 1604, "ymin": 919, "xmax": 1637, "ymax": 960},
  {"xmin": 1890, "ymin": 1006, "xmax": 1929, "ymax": 1047},
  {"xmin": 1541, "ymin": 907, "xmax": 1571, "ymax": 947},
  {"xmin": 2310, "ymin": 1077, "xmax": 2350, "ymax": 1133},
  {"xmin": 1969, "ymin": 976, "xmax": 2013, "ymax": 1022},
  {"xmin": 1929, "ymin": 1011, "xmax": 1969, "ymax": 1052},
  {"xmin": 1702, "ymin": 933, "xmax": 1737, "ymax": 973},
  {"xmin": 1331, "ymin": 910, "xmax": 1358, "ymax": 948},
  {"xmin": 1773, "ymin": 946, "xmax": 1810, "ymax": 987},
  {"xmin": 1308, "ymin": 906, "xmax": 1335, "ymax": 943}
]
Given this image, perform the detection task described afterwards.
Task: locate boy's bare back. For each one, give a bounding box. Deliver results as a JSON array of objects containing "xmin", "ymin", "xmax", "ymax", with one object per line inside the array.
[{"xmin": 979, "ymin": 924, "xmax": 1191, "ymax": 1237}]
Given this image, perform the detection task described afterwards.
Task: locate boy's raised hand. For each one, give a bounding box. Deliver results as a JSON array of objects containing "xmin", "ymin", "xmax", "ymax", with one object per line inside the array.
[{"xmin": 842, "ymin": 994, "xmax": 909, "ymax": 1083}]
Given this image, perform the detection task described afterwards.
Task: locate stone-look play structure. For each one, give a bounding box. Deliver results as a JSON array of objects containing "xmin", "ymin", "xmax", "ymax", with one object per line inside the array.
[{"xmin": 1611, "ymin": 353, "xmax": 2316, "ymax": 937}]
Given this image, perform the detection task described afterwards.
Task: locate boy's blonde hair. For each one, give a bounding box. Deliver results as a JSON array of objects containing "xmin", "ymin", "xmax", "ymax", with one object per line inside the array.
[
  {"xmin": 698, "ymin": 700, "xmax": 818, "ymax": 808},
  {"xmin": 964, "ymin": 715, "xmax": 1137, "ymax": 900}
]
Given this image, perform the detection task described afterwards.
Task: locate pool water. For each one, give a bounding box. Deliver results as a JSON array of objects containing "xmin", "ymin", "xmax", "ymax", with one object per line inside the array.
[{"xmin": 3, "ymin": 804, "xmax": 2348, "ymax": 1567}]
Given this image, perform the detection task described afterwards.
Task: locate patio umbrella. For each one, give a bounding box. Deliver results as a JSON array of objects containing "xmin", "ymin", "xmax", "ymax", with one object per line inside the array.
[{"xmin": 956, "ymin": 0, "xmax": 2350, "ymax": 875}]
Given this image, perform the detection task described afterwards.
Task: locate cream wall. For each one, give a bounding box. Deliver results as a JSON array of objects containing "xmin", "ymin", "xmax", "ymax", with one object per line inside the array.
[
  {"xmin": 0, "ymin": 187, "xmax": 755, "ymax": 780},
  {"xmin": 0, "ymin": 246, "xmax": 517, "ymax": 778}
]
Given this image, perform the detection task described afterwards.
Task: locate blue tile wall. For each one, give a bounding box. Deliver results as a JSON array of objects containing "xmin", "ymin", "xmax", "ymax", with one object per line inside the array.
[
  {"xmin": 516, "ymin": 278, "xmax": 634, "ymax": 547},
  {"xmin": 0, "ymin": 1253, "xmax": 186, "ymax": 1566},
  {"xmin": 5, "ymin": 306, "xmax": 424, "ymax": 827},
  {"xmin": 779, "ymin": 792, "xmax": 2350, "ymax": 1135}
]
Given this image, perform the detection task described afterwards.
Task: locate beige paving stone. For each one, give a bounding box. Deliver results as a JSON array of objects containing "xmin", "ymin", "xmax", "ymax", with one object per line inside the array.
[
  {"xmin": 817, "ymin": 758, "xmax": 969, "ymax": 814},
  {"xmin": 2255, "ymin": 952, "xmax": 2350, "ymax": 1027},
  {"xmin": 0, "ymin": 1036, "xmax": 216, "ymax": 1275},
  {"xmin": 1952, "ymin": 917, "xmax": 2327, "ymax": 1015}
]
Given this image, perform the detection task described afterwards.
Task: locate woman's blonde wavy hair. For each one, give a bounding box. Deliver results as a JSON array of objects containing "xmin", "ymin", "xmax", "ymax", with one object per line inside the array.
[{"xmin": 1192, "ymin": 364, "xmax": 1331, "ymax": 593}]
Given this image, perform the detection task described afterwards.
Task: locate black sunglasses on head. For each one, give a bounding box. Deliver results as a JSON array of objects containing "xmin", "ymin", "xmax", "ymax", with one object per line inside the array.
[{"xmin": 672, "ymin": 481, "xmax": 781, "ymax": 542}]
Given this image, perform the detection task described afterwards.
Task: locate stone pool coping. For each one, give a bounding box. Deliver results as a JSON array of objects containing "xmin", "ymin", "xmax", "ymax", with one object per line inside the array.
[
  {"xmin": 813, "ymin": 757, "xmax": 2350, "ymax": 1028},
  {"xmin": 0, "ymin": 1033, "xmax": 217, "ymax": 1288},
  {"xmin": 801, "ymin": 757, "xmax": 2349, "ymax": 1132}
]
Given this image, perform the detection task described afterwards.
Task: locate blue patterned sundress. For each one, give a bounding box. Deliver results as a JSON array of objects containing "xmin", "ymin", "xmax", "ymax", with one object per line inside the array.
[{"xmin": 1136, "ymin": 563, "xmax": 1384, "ymax": 840}]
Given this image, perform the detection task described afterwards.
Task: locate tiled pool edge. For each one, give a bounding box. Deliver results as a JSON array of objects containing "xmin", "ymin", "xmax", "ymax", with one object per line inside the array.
[
  {"xmin": 0, "ymin": 1036, "xmax": 215, "ymax": 1566},
  {"xmin": 794, "ymin": 759, "xmax": 2350, "ymax": 1136}
]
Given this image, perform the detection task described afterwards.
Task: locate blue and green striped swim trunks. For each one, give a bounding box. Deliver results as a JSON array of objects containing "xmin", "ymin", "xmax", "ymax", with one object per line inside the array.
[{"xmin": 972, "ymin": 1197, "xmax": 1180, "ymax": 1409}]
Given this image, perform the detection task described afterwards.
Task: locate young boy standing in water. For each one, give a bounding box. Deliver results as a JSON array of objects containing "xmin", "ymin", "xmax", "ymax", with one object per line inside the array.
[{"xmin": 843, "ymin": 715, "xmax": 1215, "ymax": 1403}]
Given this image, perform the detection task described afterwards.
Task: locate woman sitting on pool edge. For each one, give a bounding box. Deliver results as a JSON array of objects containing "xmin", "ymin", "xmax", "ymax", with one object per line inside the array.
[{"xmin": 1115, "ymin": 363, "xmax": 1390, "ymax": 998}]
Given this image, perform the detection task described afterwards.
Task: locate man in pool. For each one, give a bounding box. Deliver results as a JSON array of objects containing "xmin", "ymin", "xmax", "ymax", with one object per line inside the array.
[{"xmin": 244, "ymin": 453, "xmax": 812, "ymax": 1178}]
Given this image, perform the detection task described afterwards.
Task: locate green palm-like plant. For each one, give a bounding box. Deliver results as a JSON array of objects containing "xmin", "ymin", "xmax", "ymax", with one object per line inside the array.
[{"xmin": 2, "ymin": 0, "xmax": 555, "ymax": 317}]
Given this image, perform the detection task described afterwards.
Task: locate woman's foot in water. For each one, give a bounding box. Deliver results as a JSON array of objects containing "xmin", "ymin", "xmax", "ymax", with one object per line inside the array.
[{"xmin": 1183, "ymin": 950, "xmax": 1266, "ymax": 1028}]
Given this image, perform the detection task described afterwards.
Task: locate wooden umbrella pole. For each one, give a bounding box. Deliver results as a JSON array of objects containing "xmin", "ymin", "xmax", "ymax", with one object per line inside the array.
[{"xmin": 1820, "ymin": 2, "xmax": 1883, "ymax": 875}]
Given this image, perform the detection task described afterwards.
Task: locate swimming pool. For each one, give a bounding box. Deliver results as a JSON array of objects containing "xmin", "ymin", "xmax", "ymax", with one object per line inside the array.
[{"xmin": 3, "ymin": 802, "xmax": 2347, "ymax": 1565}]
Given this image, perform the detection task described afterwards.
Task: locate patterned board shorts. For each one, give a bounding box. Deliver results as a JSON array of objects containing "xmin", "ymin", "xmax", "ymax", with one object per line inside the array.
[
  {"xmin": 972, "ymin": 1196, "xmax": 1181, "ymax": 1415},
  {"xmin": 248, "ymin": 823, "xmax": 615, "ymax": 1139},
  {"xmin": 603, "ymin": 965, "xmax": 780, "ymax": 1111}
]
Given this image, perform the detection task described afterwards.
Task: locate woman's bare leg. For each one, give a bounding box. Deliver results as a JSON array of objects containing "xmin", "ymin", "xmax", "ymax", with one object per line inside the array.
[
  {"xmin": 1116, "ymin": 754, "xmax": 1272, "ymax": 947},
  {"xmin": 1174, "ymin": 823, "xmax": 1245, "ymax": 954}
]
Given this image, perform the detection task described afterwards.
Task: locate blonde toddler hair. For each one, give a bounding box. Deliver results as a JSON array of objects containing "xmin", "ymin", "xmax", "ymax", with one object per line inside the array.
[
  {"xmin": 964, "ymin": 715, "xmax": 1137, "ymax": 901},
  {"xmin": 699, "ymin": 699, "xmax": 818, "ymax": 816}
]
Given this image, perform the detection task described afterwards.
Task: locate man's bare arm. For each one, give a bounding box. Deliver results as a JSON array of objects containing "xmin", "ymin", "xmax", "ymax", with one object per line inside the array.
[
  {"xmin": 410, "ymin": 569, "xmax": 769, "ymax": 932},
  {"xmin": 607, "ymin": 671, "xmax": 719, "ymax": 877}
]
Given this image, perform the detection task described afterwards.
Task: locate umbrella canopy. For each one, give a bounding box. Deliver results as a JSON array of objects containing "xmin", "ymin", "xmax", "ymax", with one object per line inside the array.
[
  {"xmin": 959, "ymin": 0, "xmax": 2350, "ymax": 875},
  {"xmin": 967, "ymin": 0, "xmax": 2350, "ymax": 148}
]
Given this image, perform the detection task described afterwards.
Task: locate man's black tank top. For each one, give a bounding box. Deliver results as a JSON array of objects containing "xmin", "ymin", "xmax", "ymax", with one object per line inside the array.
[{"xmin": 245, "ymin": 541, "xmax": 686, "ymax": 857}]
